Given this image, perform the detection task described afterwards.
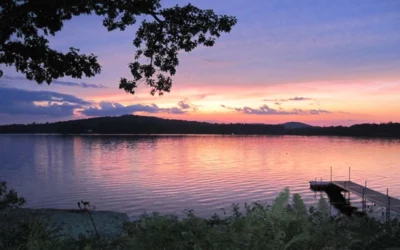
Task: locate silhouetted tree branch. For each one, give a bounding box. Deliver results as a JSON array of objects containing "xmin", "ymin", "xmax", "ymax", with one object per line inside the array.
[{"xmin": 0, "ymin": 0, "xmax": 237, "ymax": 95}]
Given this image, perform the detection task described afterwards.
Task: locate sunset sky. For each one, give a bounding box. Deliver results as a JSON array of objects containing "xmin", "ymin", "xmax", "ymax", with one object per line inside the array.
[{"xmin": 0, "ymin": 0, "xmax": 399, "ymax": 126}]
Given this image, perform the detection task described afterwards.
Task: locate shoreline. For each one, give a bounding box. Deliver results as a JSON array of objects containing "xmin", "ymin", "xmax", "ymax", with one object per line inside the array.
[
  {"xmin": 0, "ymin": 207, "xmax": 129, "ymax": 240},
  {"xmin": 3, "ymin": 203, "xmax": 399, "ymax": 240},
  {"xmin": 1, "ymin": 133, "xmax": 400, "ymax": 140}
]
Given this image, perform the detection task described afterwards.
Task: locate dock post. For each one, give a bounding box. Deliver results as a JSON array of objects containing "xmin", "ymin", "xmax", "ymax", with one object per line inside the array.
[
  {"xmin": 347, "ymin": 167, "xmax": 351, "ymax": 201},
  {"xmin": 349, "ymin": 167, "xmax": 351, "ymax": 182},
  {"xmin": 314, "ymin": 178, "xmax": 316, "ymax": 199},
  {"xmin": 362, "ymin": 181, "xmax": 367, "ymax": 212},
  {"xmin": 386, "ymin": 188, "xmax": 391, "ymax": 221},
  {"xmin": 348, "ymin": 192, "xmax": 351, "ymax": 205},
  {"xmin": 362, "ymin": 186, "xmax": 365, "ymax": 212}
]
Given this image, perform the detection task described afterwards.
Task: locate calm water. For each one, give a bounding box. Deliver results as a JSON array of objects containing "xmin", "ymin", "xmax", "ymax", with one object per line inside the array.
[{"xmin": 1, "ymin": 134, "xmax": 399, "ymax": 218}]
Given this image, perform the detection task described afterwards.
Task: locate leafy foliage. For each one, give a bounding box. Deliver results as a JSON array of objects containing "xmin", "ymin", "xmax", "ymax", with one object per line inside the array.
[
  {"xmin": 292, "ymin": 193, "xmax": 307, "ymax": 216},
  {"xmin": 1, "ymin": 184, "xmax": 400, "ymax": 249},
  {"xmin": 119, "ymin": 194, "xmax": 400, "ymax": 250},
  {"xmin": 0, "ymin": 0, "xmax": 237, "ymax": 95},
  {"xmin": 0, "ymin": 181, "xmax": 25, "ymax": 209},
  {"xmin": 0, "ymin": 219, "xmax": 61, "ymax": 250}
]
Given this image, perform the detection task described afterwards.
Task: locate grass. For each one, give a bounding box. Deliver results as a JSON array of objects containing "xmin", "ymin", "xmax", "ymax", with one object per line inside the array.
[{"xmin": 1, "ymin": 184, "xmax": 400, "ymax": 249}]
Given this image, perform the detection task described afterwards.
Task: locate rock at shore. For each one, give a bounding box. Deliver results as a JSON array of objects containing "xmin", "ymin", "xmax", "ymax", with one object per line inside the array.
[{"xmin": 0, "ymin": 208, "xmax": 129, "ymax": 240}]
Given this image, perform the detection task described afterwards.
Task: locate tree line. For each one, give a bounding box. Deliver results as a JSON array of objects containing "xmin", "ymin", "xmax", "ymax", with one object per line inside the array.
[{"xmin": 0, "ymin": 115, "xmax": 399, "ymax": 138}]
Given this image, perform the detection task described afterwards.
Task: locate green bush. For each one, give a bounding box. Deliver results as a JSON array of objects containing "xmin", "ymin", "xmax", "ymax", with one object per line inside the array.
[
  {"xmin": 1, "ymin": 182, "xmax": 400, "ymax": 249},
  {"xmin": 0, "ymin": 181, "xmax": 26, "ymax": 209},
  {"xmin": 119, "ymin": 188, "xmax": 400, "ymax": 250}
]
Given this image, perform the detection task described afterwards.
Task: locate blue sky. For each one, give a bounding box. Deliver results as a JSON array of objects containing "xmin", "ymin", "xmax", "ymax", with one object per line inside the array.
[{"xmin": 1, "ymin": 0, "xmax": 399, "ymax": 125}]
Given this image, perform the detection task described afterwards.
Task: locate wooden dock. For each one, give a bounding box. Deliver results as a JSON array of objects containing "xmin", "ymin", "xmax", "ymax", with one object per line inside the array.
[
  {"xmin": 333, "ymin": 181, "xmax": 400, "ymax": 213},
  {"xmin": 310, "ymin": 180, "xmax": 400, "ymax": 214}
]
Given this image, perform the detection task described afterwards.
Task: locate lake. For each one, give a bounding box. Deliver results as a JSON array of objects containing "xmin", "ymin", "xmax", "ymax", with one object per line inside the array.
[{"xmin": 1, "ymin": 134, "xmax": 399, "ymax": 218}]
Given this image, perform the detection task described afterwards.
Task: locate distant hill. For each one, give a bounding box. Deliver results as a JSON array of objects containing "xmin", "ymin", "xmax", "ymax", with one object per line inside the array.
[
  {"xmin": 0, "ymin": 115, "xmax": 399, "ymax": 138},
  {"xmin": 0, "ymin": 115, "xmax": 285, "ymax": 135},
  {"xmin": 281, "ymin": 122, "xmax": 313, "ymax": 129}
]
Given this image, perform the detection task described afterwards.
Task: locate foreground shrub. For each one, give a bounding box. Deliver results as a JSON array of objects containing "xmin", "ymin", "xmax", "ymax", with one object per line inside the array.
[
  {"xmin": 1, "ymin": 182, "xmax": 400, "ymax": 249},
  {"xmin": 120, "ymin": 188, "xmax": 400, "ymax": 250},
  {"xmin": 0, "ymin": 181, "xmax": 25, "ymax": 209}
]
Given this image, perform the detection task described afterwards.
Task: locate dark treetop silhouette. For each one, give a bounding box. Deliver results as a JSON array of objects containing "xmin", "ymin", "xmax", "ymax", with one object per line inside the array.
[
  {"xmin": 0, "ymin": 0, "xmax": 237, "ymax": 95},
  {"xmin": 0, "ymin": 115, "xmax": 399, "ymax": 138}
]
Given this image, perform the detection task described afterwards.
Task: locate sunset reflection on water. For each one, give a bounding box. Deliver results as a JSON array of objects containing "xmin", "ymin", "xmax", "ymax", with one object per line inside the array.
[{"xmin": 1, "ymin": 134, "xmax": 399, "ymax": 218}]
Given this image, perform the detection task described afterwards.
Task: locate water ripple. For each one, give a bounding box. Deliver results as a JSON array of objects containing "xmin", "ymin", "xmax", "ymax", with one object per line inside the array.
[{"xmin": 1, "ymin": 134, "xmax": 400, "ymax": 219}]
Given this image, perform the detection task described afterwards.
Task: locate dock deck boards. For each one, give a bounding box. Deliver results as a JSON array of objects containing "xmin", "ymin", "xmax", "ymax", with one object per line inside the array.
[{"xmin": 332, "ymin": 181, "xmax": 400, "ymax": 213}]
